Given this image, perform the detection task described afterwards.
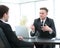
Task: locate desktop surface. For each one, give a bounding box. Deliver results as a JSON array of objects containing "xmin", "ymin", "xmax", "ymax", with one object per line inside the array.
[{"xmin": 23, "ymin": 38, "xmax": 60, "ymax": 44}]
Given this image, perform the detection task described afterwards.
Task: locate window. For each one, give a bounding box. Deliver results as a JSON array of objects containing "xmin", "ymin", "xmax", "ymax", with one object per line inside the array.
[{"xmin": 20, "ymin": 2, "xmax": 35, "ymax": 27}]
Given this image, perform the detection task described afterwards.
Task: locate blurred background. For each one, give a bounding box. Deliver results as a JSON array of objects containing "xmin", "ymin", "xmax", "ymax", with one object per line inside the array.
[{"xmin": 0, "ymin": 0, "xmax": 60, "ymax": 48}]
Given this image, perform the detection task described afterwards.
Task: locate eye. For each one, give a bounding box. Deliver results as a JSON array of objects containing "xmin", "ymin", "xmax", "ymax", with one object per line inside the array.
[{"xmin": 40, "ymin": 13, "xmax": 44, "ymax": 14}]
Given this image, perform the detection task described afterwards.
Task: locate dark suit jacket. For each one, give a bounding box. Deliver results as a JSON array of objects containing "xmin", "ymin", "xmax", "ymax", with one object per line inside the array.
[
  {"xmin": 30, "ymin": 17, "xmax": 56, "ymax": 39},
  {"xmin": 0, "ymin": 20, "xmax": 33, "ymax": 48}
]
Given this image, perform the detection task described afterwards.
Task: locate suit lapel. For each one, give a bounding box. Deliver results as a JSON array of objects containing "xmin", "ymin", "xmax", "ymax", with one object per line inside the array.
[
  {"xmin": 45, "ymin": 17, "xmax": 50, "ymax": 26},
  {"xmin": 35, "ymin": 17, "xmax": 50, "ymax": 28},
  {"xmin": 37, "ymin": 18, "xmax": 41, "ymax": 26}
]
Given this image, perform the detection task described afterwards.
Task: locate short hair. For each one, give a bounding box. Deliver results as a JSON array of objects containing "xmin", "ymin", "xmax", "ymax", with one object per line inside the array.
[
  {"xmin": 40, "ymin": 7, "xmax": 48, "ymax": 12},
  {"xmin": 0, "ymin": 5, "xmax": 9, "ymax": 18}
]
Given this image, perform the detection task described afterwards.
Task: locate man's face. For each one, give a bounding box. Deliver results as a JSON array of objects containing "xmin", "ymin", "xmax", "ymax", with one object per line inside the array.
[
  {"xmin": 39, "ymin": 10, "xmax": 48, "ymax": 20},
  {"xmin": 4, "ymin": 12, "xmax": 9, "ymax": 22}
]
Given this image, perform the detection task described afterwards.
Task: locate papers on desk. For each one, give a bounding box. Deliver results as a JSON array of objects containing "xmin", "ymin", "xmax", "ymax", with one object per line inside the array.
[
  {"xmin": 51, "ymin": 38, "xmax": 60, "ymax": 40},
  {"xmin": 55, "ymin": 37, "xmax": 60, "ymax": 40},
  {"xmin": 51, "ymin": 38, "xmax": 56, "ymax": 40}
]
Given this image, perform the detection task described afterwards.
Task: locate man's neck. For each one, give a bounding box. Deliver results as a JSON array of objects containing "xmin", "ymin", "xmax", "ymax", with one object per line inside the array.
[
  {"xmin": 40, "ymin": 17, "xmax": 46, "ymax": 20},
  {"xmin": 0, "ymin": 19, "xmax": 5, "ymax": 23}
]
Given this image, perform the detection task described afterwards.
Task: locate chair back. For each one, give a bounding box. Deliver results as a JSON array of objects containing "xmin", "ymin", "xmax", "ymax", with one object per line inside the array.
[{"xmin": 0, "ymin": 28, "xmax": 11, "ymax": 48}]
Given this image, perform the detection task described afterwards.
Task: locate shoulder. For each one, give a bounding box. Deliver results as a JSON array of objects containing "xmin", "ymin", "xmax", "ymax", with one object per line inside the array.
[
  {"xmin": 34, "ymin": 18, "xmax": 40, "ymax": 22},
  {"xmin": 3, "ymin": 23, "xmax": 12, "ymax": 31},
  {"xmin": 47, "ymin": 17, "xmax": 54, "ymax": 22},
  {"xmin": 4, "ymin": 23, "xmax": 12, "ymax": 29},
  {"xmin": 0, "ymin": 22, "xmax": 11, "ymax": 28}
]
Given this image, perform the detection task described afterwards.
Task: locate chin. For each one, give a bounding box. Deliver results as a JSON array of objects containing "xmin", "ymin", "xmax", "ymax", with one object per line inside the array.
[{"xmin": 5, "ymin": 20, "xmax": 8, "ymax": 22}]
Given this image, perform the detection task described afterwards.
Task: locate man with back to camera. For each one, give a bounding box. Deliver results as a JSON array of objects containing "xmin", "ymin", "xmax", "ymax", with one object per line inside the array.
[
  {"xmin": 30, "ymin": 7, "xmax": 56, "ymax": 48},
  {"xmin": 0, "ymin": 5, "xmax": 34, "ymax": 48}
]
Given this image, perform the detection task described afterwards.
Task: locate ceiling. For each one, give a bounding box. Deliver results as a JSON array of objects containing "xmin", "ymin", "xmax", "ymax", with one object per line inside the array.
[{"xmin": 0, "ymin": 0, "xmax": 46, "ymax": 3}]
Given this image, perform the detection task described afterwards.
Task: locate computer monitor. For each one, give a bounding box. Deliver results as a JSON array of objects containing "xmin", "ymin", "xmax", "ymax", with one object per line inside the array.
[{"xmin": 15, "ymin": 26, "xmax": 29, "ymax": 38}]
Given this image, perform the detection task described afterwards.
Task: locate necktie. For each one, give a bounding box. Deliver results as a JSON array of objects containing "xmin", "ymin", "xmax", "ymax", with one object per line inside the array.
[
  {"xmin": 41, "ymin": 20, "xmax": 43, "ymax": 26},
  {"xmin": 42, "ymin": 20, "xmax": 43, "ymax": 24}
]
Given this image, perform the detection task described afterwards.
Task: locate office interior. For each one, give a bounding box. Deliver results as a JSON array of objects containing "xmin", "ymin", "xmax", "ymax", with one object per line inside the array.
[{"xmin": 0, "ymin": 0, "xmax": 60, "ymax": 48}]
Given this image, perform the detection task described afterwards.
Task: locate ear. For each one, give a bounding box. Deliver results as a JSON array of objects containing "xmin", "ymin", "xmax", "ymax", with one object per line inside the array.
[
  {"xmin": 46, "ymin": 13, "xmax": 48, "ymax": 15},
  {"xmin": 3, "ymin": 13, "xmax": 6, "ymax": 18}
]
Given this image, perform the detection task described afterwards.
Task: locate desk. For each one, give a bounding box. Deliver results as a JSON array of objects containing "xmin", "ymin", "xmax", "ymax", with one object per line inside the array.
[{"xmin": 23, "ymin": 38, "xmax": 60, "ymax": 48}]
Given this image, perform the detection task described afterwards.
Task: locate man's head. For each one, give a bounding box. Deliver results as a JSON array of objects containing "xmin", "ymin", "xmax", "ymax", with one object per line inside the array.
[
  {"xmin": 39, "ymin": 7, "xmax": 48, "ymax": 20},
  {"xmin": 0, "ymin": 5, "xmax": 9, "ymax": 22}
]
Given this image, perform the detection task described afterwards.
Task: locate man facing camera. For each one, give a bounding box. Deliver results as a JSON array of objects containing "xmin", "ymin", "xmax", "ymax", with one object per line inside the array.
[
  {"xmin": 30, "ymin": 7, "xmax": 56, "ymax": 48},
  {"xmin": 0, "ymin": 5, "xmax": 34, "ymax": 48}
]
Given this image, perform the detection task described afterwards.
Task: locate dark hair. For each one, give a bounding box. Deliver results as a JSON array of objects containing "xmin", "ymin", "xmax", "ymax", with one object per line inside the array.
[
  {"xmin": 0, "ymin": 5, "xmax": 9, "ymax": 18},
  {"xmin": 40, "ymin": 7, "xmax": 48, "ymax": 12}
]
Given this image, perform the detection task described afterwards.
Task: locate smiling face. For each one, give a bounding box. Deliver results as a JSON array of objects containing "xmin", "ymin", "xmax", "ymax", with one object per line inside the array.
[
  {"xmin": 39, "ymin": 10, "xmax": 48, "ymax": 20},
  {"xmin": 39, "ymin": 7, "xmax": 48, "ymax": 20}
]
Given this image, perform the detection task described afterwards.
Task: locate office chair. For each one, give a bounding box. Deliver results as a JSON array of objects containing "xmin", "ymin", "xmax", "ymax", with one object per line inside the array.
[
  {"xmin": 0, "ymin": 27, "xmax": 33, "ymax": 48},
  {"xmin": 0, "ymin": 28, "xmax": 11, "ymax": 48},
  {"xmin": 0, "ymin": 38, "xmax": 5, "ymax": 48}
]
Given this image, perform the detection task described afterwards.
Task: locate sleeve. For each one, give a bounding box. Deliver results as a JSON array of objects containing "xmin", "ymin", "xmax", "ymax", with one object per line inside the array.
[
  {"xmin": 5, "ymin": 24, "xmax": 33, "ymax": 47},
  {"xmin": 49, "ymin": 31, "xmax": 53, "ymax": 34},
  {"xmin": 4, "ymin": 24, "xmax": 21, "ymax": 47},
  {"xmin": 49, "ymin": 19, "xmax": 56, "ymax": 38},
  {"xmin": 30, "ymin": 19, "xmax": 37, "ymax": 36}
]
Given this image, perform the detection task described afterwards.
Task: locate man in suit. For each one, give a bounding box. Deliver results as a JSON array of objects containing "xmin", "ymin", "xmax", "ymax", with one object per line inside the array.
[
  {"xmin": 30, "ymin": 7, "xmax": 56, "ymax": 48},
  {"xmin": 0, "ymin": 5, "xmax": 34, "ymax": 48}
]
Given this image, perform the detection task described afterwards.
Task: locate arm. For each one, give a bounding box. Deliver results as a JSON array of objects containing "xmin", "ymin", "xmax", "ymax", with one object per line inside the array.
[
  {"xmin": 41, "ymin": 19, "xmax": 56, "ymax": 38},
  {"xmin": 30, "ymin": 19, "xmax": 37, "ymax": 36},
  {"xmin": 5, "ymin": 24, "xmax": 33, "ymax": 47},
  {"xmin": 49, "ymin": 19, "xmax": 56, "ymax": 38},
  {"xmin": 4, "ymin": 24, "xmax": 23, "ymax": 47}
]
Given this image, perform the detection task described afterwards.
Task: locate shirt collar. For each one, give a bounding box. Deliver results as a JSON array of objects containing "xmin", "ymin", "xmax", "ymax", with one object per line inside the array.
[
  {"xmin": 41, "ymin": 17, "xmax": 46, "ymax": 22},
  {"xmin": 0, "ymin": 19, "xmax": 6, "ymax": 23},
  {"xmin": 40, "ymin": 17, "xmax": 47, "ymax": 26}
]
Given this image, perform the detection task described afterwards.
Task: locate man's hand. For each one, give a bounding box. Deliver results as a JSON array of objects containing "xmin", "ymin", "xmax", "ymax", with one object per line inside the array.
[
  {"xmin": 41, "ymin": 25, "xmax": 53, "ymax": 32},
  {"xmin": 30, "ymin": 25, "xmax": 35, "ymax": 32},
  {"xmin": 18, "ymin": 36, "xmax": 23, "ymax": 40}
]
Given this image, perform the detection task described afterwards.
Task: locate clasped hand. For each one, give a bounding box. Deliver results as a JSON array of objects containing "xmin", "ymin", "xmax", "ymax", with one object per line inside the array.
[{"xmin": 41, "ymin": 25, "xmax": 53, "ymax": 32}]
